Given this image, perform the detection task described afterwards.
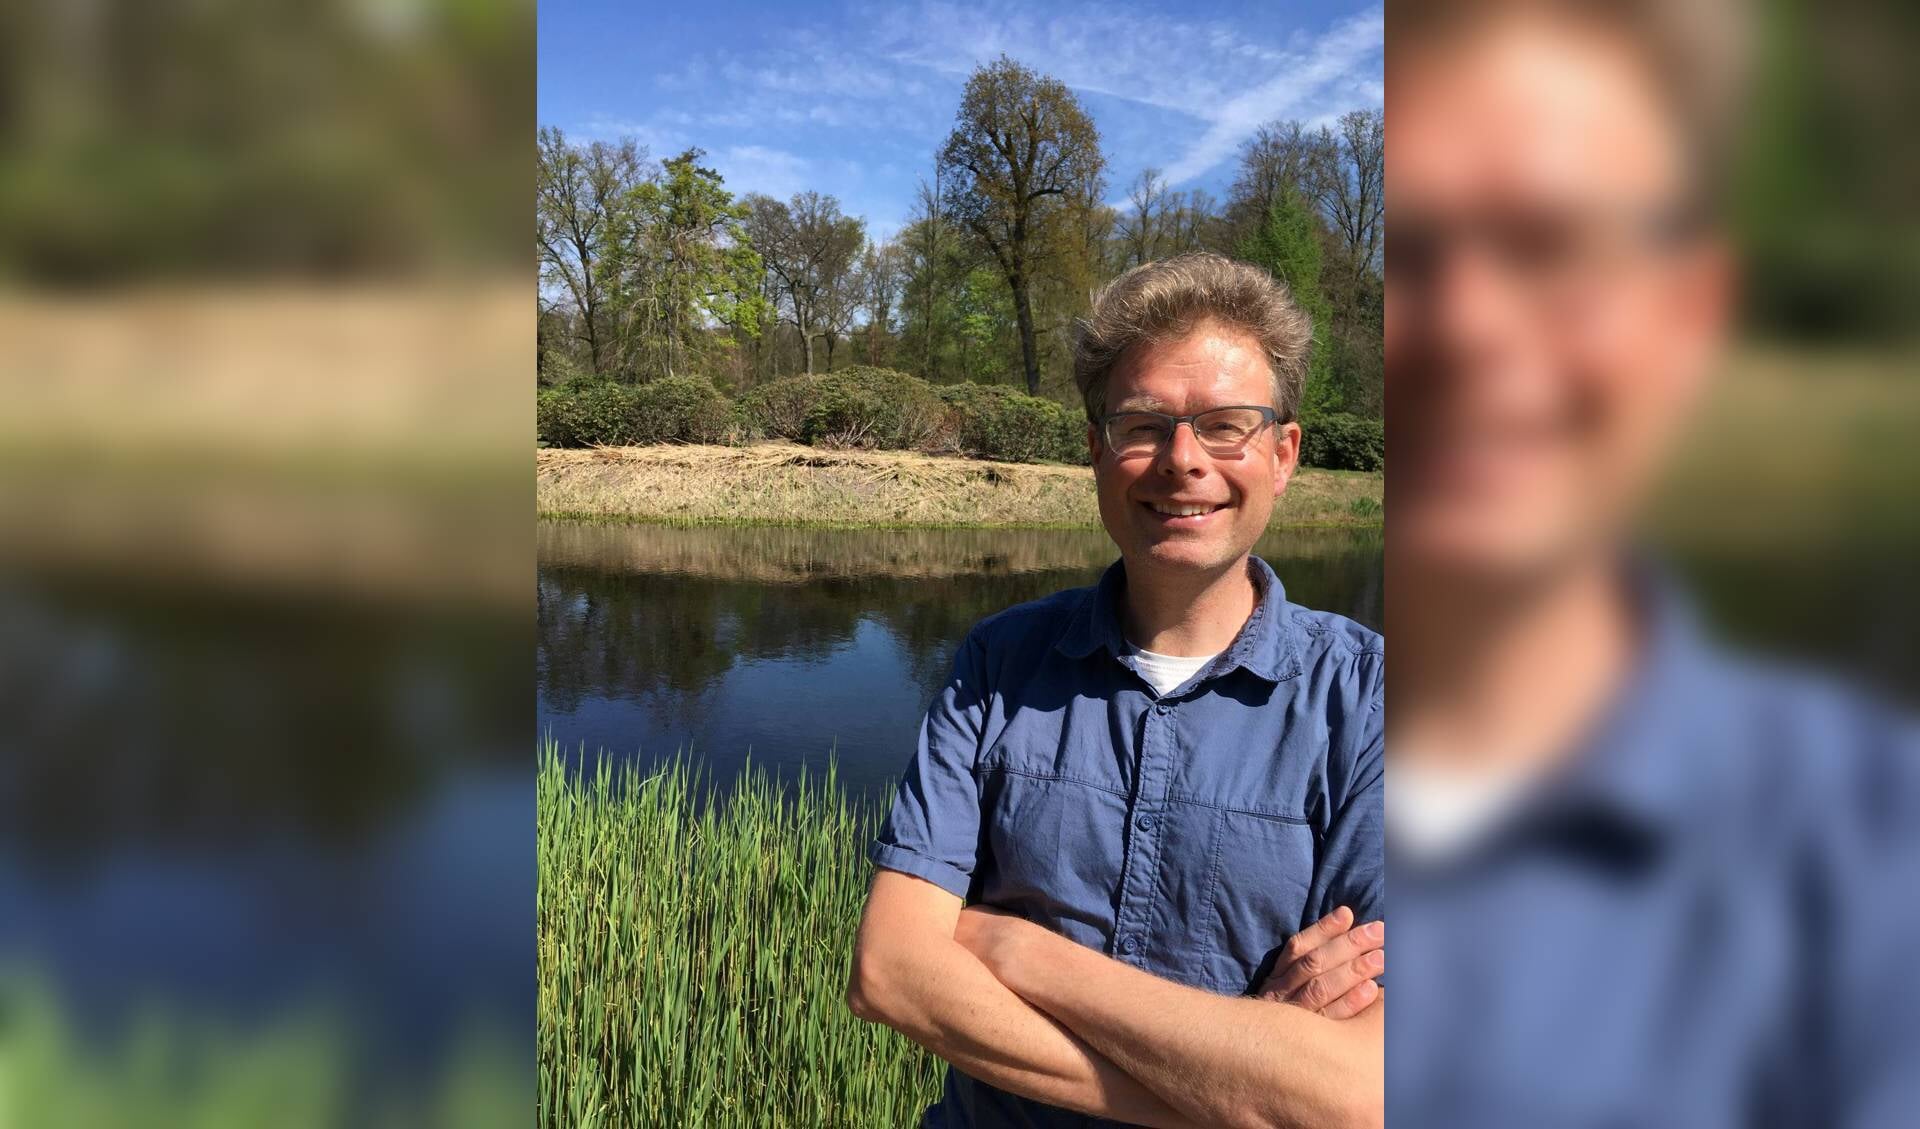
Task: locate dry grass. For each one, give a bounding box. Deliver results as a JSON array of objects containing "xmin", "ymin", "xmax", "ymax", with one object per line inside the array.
[{"xmin": 537, "ymin": 442, "xmax": 1383, "ymax": 530}]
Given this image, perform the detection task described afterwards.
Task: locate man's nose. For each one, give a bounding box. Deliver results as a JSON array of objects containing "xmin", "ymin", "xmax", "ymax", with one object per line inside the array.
[
  {"xmin": 1429, "ymin": 240, "xmax": 1528, "ymax": 353},
  {"xmin": 1158, "ymin": 421, "xmax": 1207, "ymax": 475}
]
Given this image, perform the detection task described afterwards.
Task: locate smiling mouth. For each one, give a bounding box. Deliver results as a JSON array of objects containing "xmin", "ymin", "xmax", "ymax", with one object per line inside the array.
[{"xmin": 1142, "ymin": 500, "xmax": 1227, "ymax": 518}]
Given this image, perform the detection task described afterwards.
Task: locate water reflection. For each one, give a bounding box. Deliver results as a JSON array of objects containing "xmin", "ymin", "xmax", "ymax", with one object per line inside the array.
[
  {"xmin": 0, "ymin": 566, "xmax": 530, "ymax": 1080},
  {"xmin": 537, "ymin": 521, "xmax": 1384, "ymax": 801}
]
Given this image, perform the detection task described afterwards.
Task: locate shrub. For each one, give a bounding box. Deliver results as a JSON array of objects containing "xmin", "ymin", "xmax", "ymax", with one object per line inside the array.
[
  {"xmin": 537, "ymin": 381, "xmax": 643, "ymax": 447},
  {"xmin": 938, "ymin": 383, "xmax": 1089, "ymax": 464},
  {"xmin": 536, "ymin": 375, "xmax": 737, "ymax": 447},
  {"xmin": 629, "ymin": 375, "xmax": 735, "ymax": 444},
  {"xmin": 803, "ymin": 366, "xmax": 951, "ymax": 450},
  {"xmin": 1298, "ymin": 411, "xmax": 1385, "ymax": 472},
  {"xmin": 736, "ymin": 375, "xmax": 817, "ymax": 441},
  {"xmin": 738, "ymin": 367, "xmax": 951, "ymax": 451}
]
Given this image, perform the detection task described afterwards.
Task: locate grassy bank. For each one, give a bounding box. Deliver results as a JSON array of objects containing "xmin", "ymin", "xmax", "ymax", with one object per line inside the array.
[
  {"xmin": 537, "ymin": 740, "xmax": 941, "ymax": 1127},
  {"xmin": 537, "ymin": 441, "xmax": 1383, "ymax": 530}
]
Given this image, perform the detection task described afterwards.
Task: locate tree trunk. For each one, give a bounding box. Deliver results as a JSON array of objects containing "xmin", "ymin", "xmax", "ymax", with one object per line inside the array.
[
  {"xmin": 1013, "ymin": 275, "xmax": 1040, "ymax": 395},
  {"xmin": 802, "ymin": 326, "xmax": 815, "ymax": 374},
  {"xmin": 825, "ymin": 332, "xmax": 836, "ymax": 371}
]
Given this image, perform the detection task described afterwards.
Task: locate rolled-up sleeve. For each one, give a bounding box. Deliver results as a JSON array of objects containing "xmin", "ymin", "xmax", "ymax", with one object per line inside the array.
[{"xmin": 867, "ymin": 628, "xmax": 989, "ymax": 899}]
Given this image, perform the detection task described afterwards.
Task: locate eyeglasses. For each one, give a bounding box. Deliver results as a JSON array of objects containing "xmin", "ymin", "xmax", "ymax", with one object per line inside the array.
[
  {"xmin": 1388, "ymin": 199, "xmax": 1707, "ymax": 314},
  {"xmin": 1098, "ymin": 406, "xmax": 1281, "ymax": 457}
]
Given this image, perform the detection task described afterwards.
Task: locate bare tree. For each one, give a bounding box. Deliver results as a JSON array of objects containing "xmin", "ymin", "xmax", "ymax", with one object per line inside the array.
[
  {"xmin": 749, "ymin": 191, "xmax": 865, "ymax": 374},
  {"xmin": 857, "ymin": 240, "xmax": 907, "ymax": 364},
  {"xmin": 1314, "ymin": 108, "xmax": 1385, "ymax": 285},
  {"xmin": 1119, "ymin": 167, "xmax": 1169, "ymax": 267},
  {"xmin": 536, "ymin": 127, "xmax": 648, "ymax": 375}
]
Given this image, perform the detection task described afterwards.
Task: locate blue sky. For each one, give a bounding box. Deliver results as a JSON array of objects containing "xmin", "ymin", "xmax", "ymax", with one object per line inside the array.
[{"xmin": 539, "ymin": 0, "xmax": 1382, "ymax": 241}]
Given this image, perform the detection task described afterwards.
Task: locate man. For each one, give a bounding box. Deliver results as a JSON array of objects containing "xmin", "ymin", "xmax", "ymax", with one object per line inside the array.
[
  {"xmin": 1387, "ymin": 2, "xmax": 1920, "ymax": 1126},
  {"xmin": 847, "ymin": 253, "xmax": 1385, "ymax": 1128}
]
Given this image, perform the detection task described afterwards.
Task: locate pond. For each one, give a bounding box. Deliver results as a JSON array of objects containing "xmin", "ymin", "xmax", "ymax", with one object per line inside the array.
[
  {"xmin": 0, "ymin": 566, "xmax": 530, "ymax": 1096},
  {"xmin": 537, "ymin": 520, "xmax": 1384, "ymax": 803}
]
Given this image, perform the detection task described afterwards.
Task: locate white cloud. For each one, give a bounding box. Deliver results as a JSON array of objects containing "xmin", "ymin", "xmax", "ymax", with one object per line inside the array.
[{"xmin": 870, "ymin": 0, "xmax": 1382, "ymax": 187}]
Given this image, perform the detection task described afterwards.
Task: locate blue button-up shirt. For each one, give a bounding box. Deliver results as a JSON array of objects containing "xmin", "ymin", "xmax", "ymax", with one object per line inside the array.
[
  {"xmin": 1389, "ymin": 565, "xmax": 1920, "ymax": 1129},
  {"xmin": 870, "ymin": 555, "xmax": 1385, "ymax": 1127}
]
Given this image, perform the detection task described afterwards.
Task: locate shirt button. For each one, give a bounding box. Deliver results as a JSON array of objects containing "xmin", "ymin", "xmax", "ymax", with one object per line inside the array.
[
  {"xmin": 1136, "ymin": 814, "xmax": 1154, "ymax": 831},
  {"xmin": 1120, "ymin": 936, "xmax": 1140, "ymax": 955}
]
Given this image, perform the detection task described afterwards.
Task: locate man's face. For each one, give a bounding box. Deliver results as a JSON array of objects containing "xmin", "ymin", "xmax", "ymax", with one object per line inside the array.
[
  {"xmin": 1092, "ymin": 320, "xmax": 1301, "ymax": 577},
  {"xmin": 1387, "ymin": 21, "xmax": 1731, "ymax": 582}
]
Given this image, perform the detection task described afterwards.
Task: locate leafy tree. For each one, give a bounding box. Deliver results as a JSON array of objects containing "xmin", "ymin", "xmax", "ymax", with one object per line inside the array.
[
  {"xmin": 615, "ymin": 148, "xmax": 765, "ymax": 379},
  {"xmin": 1238, "ymin": 183, "xmax": 1339, "ymax": 415},
  {"xmin": 938, "ymin": 55, "xmax": 1106, "ymax": 395}
]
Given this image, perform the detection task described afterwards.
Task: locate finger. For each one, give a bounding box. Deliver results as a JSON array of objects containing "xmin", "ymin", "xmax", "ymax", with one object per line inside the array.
[
  {"xmin": 1269, "ymin": 919, "xmax": 1384, "ymax": 999},
  {"xmin": 1277, "ymin": 905, "xmax": 1354, "ymax": 968},
  {"xmin": 1318, "ymin": 976, "xmax": 1379, "ymax": 1021},
  {"xmin": 1291, "ymin": 946, "xmax": 1384, "ymax": 1012}
]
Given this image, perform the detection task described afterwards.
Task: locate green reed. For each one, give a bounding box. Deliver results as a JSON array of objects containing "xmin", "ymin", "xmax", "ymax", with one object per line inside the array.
[{"xmin": 537, "ymin": 738, "xmax": 943, "ymax": 1128}]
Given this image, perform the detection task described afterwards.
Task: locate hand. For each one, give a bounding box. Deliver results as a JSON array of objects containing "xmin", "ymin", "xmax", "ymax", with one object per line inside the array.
[
  {"xmin": 1256, "ymin": 906, "xmax": 1383, "ymax": 1020},
  {"xmin": 953, "ymin": 903, "xmax": 1037, "ymax": 981}
]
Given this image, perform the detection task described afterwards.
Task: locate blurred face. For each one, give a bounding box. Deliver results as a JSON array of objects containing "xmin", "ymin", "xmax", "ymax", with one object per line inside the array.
[
  {"xmin": 1091, "ymin": 320, "xmax": 1302, "ymax": 578},
  {"xmin": 1387, "ymin": 20, "xmax": 1731, "ymax": 582}
]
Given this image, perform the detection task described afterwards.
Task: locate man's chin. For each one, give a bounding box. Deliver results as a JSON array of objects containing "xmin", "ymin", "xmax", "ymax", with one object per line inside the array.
[{"xmin": 1392, "ymin": 509, "xmax": 1596, "ymax": 589}]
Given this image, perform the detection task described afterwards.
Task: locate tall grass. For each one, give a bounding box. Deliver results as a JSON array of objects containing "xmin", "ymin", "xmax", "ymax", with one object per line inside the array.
[{"xmin": 537, "ymin": 738, "xmax": 943, "ymax": 1127}]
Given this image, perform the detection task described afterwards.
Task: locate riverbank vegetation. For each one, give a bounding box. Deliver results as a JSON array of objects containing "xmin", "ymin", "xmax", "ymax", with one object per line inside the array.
[
  {"xmin": 537, "ymin": 442, "xmax": 1383, "ymax": 529},
  {"xmin": 538, "ymin": 740, "xmax": 941, "ymax": 1126},
  {"xmin": 0, "ymin": 973, "xmax": 524, "ymax": 1129},
  {"xmin": 537, "ymin": 364, "xmax": 1385, "ymax": 472}
]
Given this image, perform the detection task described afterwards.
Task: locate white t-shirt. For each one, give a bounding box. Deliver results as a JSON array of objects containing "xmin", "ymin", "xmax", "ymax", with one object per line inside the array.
[
  {"xmin": 1386, "ymin": 756, "xmax": 1541, "ymax": 864},
  {"xmin": 1128, "ymin": 643, "xmax": 1223, "ymax": 698}
]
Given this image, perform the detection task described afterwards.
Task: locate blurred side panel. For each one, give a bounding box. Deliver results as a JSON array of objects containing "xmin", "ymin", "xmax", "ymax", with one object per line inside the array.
[{"xmin": 0, "ymin": 1, "xmax": 533, "ymax": 1126}]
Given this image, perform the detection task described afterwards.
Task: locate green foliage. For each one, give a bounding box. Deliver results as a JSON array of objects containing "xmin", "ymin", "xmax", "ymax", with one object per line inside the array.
[
  {"xmin": 629, "ymin": 375, "xmax": 736, "ymax": 444},
  {"xmin": 537, "ymin": 382, "xmax": 643, "ymax": 448},
  {"xmin": 1299, "ymin": 411, "xmax": 1385, "ymax": 472},
  {"xmin": 538, "ymin": 376, "xmax": 737, "ymax": 446},
  {"xmin": 608, "ymin": 148, "xmax": 765, "ymax": 379},
  {"xmin": 1238, "ymin": 184, "xmax": 1339, "ymax": 415},
  {"xmin": 738, "ymin": 367, "xmax": 951, "ymax": 451},
  {"xmin": 938, "ymin": 383, "xmax": 1090, "ymax": 464},
  {"xmin": 801, "ymin": 366, "xmax": 951, "ymax": 449},
  {"xmin": 736, "ymin": 375, "xmax": 822, "ymax": 442},
  {"xmin": 538, "ymin": 740, "xmax": 943, "ymax": 1125},
  {"xmin": 0, "ymin": 972, "xmax": 526, "ymax": 1129}
]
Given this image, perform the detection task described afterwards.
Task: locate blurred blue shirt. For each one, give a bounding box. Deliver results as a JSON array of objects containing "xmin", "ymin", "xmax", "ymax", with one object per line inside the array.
[
  {"xmin": 1390, "ymin": 566, "xmax": 1920, "ymax": 1129},
  {"xmin": 871, "ymin": 555, "xmax": 1384, "ymax": 1128}
]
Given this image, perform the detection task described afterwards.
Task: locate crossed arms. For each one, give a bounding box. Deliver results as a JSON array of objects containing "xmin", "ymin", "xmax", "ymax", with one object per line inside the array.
[{"xmin": 845, "ymin": 868, "xmax": 1384, "ymax": 1129}]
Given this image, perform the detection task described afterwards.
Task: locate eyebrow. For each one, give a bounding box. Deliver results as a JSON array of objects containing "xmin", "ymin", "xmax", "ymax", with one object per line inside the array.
[{"xmin": 1110, "ymin": 396, "xmax": 1170, "ymax": 413}]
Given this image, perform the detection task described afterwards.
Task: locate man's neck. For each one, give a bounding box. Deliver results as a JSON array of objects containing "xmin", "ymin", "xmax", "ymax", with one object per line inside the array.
[
  {"xmin": 1389, "ymin": 552, "xmax": 1637, "ymax": 775},
  {"xmin": 1119, "ymin": 553, "xmax": 1259, "ymax": 658}
]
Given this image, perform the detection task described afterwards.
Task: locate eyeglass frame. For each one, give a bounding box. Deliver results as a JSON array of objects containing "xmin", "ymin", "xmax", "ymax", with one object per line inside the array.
[{"xmin": 1096, "ymin": 404, "xmax": 1286, "ymax": 457}]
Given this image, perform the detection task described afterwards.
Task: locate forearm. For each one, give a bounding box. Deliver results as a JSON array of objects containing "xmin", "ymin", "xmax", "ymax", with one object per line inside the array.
[
  {"xmin": 849, "ymin": 918, "xmax": 1196, "ymax": 1126},
  {"xmin": 857, "ymin": 935, "xmax": 1196, "ymax": 1125},
  {"xmin": 995, "ymin": 928, "xmax": 1383, "ymax": 1129}
]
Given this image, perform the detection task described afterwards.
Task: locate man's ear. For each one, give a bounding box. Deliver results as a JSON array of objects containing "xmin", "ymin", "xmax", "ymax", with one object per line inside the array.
[
  {"xmin": 1086, "ymin": 422, "xmax": 1102, "ymax": 464},
  {"xmin": 1273, "ymin": 420, "xmax": 1302, "ymax": 492}
]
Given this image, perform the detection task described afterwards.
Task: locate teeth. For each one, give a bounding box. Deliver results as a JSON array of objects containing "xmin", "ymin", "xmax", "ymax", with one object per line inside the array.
[{"xmin": 1149, "ymin": 502, "xmax": 1219, "ymax": 517}]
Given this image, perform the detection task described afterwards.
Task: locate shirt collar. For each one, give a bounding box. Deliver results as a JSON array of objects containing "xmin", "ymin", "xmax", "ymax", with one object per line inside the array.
[
  {"xmin": 1509, "ymin": 555, "xmax": 1719, "ymax": 859},
  {"xmin": 1054, "ymin": 554, "xmax": 1299, "ymax": 685}
]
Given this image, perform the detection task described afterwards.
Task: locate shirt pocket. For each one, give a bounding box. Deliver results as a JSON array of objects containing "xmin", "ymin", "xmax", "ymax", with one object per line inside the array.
[
  {"xmin": 1197, "ymin": 807, "xmax": 1315, "ymax": 995},
  {"xmin": 977, "ymin": 770, "xmax": 1126, "ymax": 943}
]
